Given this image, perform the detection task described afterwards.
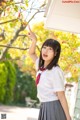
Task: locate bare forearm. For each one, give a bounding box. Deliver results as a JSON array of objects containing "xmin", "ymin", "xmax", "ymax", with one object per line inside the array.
[
  {"xmin": 28, "ymin": 25, "xmax": 38, "ymax": 62},
  {"xmin": 59, "ymin": 96, "xmax": 70, "ymax": 120},
  {"xmin": 29, "ymin": 40, "xmax": 37, "ymax": 55},
  {"xmin": 57, "ymin": 92, "xmax": 71, "ymax": 120},
  {"xmin": 28, "ymin": 40, "xmax": 38, "ymax": 62}
]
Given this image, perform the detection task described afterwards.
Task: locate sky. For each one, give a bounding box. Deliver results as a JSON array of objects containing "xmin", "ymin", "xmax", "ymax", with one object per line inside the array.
[
  {"xmin": 24, "ymin": 0, "xmax": 46, "ymax": 25},
  {"xmin": 14, "ymin": 0, "xmax": 46, "ymax": 24}
]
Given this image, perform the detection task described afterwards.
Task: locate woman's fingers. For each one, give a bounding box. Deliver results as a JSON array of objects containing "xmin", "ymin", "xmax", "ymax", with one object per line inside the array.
[
  {"xmin": 28, "ymin": 24, "xmax": 32, "ymax": 33},
  {"xmin": 28, "ymin": 32, "xmax": 30, "ymax": 35},
  {"xmin": 27, "ymin": 24, "xmax": 37, "ymax": 41}
]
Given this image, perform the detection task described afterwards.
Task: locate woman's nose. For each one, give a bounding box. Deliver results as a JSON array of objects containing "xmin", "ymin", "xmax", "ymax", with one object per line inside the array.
[{"xmin": 44, "ymin": 48, "xmax": 48, "ymax": 53}]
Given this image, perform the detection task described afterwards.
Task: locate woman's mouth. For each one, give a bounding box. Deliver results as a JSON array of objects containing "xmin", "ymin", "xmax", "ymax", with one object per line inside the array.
[{"xmin": 43, "ymin": 54, "xmax": 48, "ymax": 57}]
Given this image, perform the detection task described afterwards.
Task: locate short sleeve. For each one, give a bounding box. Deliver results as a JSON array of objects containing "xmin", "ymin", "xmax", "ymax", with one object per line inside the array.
[
  {"xmin": 35, "ymin": 58, "xmax": 39, "ymax": 70},
  {"xmin": 51, "ymin": 67, "xmax": 65, "ymax": 92}
]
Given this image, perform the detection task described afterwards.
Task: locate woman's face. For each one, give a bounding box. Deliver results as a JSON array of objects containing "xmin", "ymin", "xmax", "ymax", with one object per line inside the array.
[{"xmin": 41, "ymin": 45, "xmax": 55, "ymax": 62}]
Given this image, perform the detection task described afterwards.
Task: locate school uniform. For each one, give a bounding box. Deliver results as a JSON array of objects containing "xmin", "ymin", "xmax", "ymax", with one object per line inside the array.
[{"xmin": 35, "ymin": 58, "xmax": 66, "ymax": 120}]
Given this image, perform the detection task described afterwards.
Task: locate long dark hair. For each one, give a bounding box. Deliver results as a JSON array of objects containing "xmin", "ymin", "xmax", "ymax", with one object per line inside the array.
[{"xmin": 39, "ymin": 39, "xmax": 61, "ymax": 70}]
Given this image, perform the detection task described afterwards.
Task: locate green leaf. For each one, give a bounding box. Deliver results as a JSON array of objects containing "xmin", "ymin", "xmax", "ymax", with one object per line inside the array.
[
  {"xmin": 5, "ymin": 53, "xmax": 11, "ymax": 59},
  {"xmin": 14, "ymin": 5, "xmax": 18, "ymax": 12},
  {"xmin": 21, "ymin": 6, "xmax": 26, "ymax": 10},
  {"xmin": 24, "ymin": 0, "xmax": 28, "ymax": 6},
  {"xmin": 9, "ymin": 22, "xmax": 15, "ymax": 27}
]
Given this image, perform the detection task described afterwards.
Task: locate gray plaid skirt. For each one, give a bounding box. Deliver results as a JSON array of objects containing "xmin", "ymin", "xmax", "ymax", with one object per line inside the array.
[{"xmin": 38, "ymin": 100, "xmax": 66, "ymax": 120}]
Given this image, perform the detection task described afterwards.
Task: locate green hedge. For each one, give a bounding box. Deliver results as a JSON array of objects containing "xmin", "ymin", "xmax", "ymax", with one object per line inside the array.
[
  {"xmin": 0, "ymin": 63, "xmax": 8, "ymax": 102},
  {"xmin": 0, "ymin": 61, "xmax": 37, "ymax": 105},
  {"xmin": 0, "ymin": 61, "xmax": 16, "ymax": 104},
  {"xmin": 13, "ymin": 65, "xmax": 37, "ymax": 105}
]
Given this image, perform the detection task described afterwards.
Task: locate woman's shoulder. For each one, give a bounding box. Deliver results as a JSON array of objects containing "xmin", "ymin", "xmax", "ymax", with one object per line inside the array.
[
  {"xmin": 49, "ymin": 66, "xmax": 65, "ymax": 81},
  {"xmin": 51, "ymin": 66, "xmax": 64, "ymax": 74}
]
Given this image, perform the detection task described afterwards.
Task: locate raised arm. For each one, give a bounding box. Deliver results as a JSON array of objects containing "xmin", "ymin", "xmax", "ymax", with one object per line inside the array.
[{"xmin": 28, "ymin": 25, "xmax": 38, "ymax": 62}]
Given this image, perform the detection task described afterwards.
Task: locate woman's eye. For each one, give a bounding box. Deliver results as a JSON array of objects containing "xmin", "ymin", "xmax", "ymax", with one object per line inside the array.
[
  {"xmin": 43, "ymin": 46, "xmax": 46, "ymax": 49},
  {"xmin": 42, "ymin": 46, "xmax": 53, "ymax": 51},
  {"xmin": 49, "ymin": 47, "xmax": 53, "ymax": 50}
]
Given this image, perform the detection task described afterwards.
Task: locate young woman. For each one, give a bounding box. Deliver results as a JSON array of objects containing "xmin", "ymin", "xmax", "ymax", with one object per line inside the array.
[{"xmin": 28, "ymin": 26, "xmax": 71, "ymax": 120}]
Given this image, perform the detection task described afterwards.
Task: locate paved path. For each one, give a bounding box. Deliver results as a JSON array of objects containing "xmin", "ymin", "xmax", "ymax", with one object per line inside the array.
[{"xmin": 0, "ymin": 105, "xmax": 39, "ymax": 120}]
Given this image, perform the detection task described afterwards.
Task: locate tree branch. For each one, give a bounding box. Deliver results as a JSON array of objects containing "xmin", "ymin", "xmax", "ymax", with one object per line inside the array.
[
  {"xmin": 0, "ymin": 2, "xmax": 24, "ymax": 15},
  {"xmin": 0, "ymin": 18, "xmax": 18, "ymax": 25},
  {"xmin": 27, "ymin": 3, "xmax": 46, "ymax": 23},
  {"xmin": 0, "ymin": 3, "xmax": 46, "ymax": 60},
  {"xmin": 18, "ymin": 34, "xmax": 27, "ymax": 37},
  {"xmin": 0, "ymin": 58, "xmax": 20, "ymax": 62},
  {"xmin": 0, "ymin": 44, "xmax": 28, "ymax": 50},
  {"xmin": 0, "ymin": 24, "xmax": 25, "ymax": 60},
  {"xmin": 8, "ymin": 2, "xmax": 24, "ymax": 6},
  {"xmin": 0, "ymin": 30, "xmax": 5, "ymax": 40}
]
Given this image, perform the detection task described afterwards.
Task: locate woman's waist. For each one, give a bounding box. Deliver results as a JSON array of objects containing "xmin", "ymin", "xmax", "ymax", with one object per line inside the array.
[
  {"xmin": 37, "ymin": 94, "xmax": 59, "ymax": 102},
  {"xmin": 41, "ymin": 99, "xmax": 59, "ymax": 104}
]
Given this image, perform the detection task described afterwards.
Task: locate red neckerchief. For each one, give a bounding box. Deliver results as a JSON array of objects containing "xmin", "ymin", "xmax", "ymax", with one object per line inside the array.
[{"xmin": 35, "ymin": 67, "xmax": 46, "ymax": 86}]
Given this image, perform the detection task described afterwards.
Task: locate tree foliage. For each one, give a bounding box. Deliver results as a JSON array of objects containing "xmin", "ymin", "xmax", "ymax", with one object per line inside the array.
[
  {"xmin": 0, "ymin": 60, "xmax": 16, "ymax": 104},
  {"xmin": 0, "ymin": 0, "xmax": 45, "ymax": 104},
  {"xmin": 13, "ymin": 64, "xmax": 37, "ymax": 105},
  {"xmin": 0, "ymin": 0, "xmax": 45, "ymax": 60},
  {"xmin": 0, "ymin": 62, "xmax": 8, "ymax": 102}
]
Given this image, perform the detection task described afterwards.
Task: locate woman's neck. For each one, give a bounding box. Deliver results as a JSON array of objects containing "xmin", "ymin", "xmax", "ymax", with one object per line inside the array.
[{"xmin": 44, "ymin": 61, "xmax": 50, "ymax": 68}]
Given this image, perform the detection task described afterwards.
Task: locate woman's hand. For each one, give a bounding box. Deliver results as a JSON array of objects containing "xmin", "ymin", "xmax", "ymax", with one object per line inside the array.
[
  {"xmin": 27, "ymin": 25, "xmax": 37, "ymax": 41},
  {"xmin": 67, "ymin": 115, "xmax": 72, "ymax": 120}
]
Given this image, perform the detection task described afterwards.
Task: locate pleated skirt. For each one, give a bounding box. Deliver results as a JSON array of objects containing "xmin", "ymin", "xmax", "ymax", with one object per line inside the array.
[{"xmin": 38, "ymin": 100, "xmax": 66, "ymax": 120}]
